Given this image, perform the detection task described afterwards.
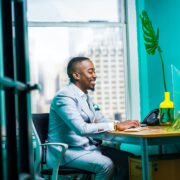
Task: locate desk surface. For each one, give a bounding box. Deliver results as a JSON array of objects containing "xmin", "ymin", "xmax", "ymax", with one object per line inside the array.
[
  {"xmin": 108, "ymin": 126, "xmax": 180, "ymax": 138},
  {"xmin": 106, "ymin": 126, "xmax": 180, "ymax": 180}
]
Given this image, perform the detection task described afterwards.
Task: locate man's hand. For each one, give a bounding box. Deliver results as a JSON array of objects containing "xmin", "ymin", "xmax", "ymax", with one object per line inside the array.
[{"xmin": 116, "ymin": 120, "xmax": 140, "ymax": 131}]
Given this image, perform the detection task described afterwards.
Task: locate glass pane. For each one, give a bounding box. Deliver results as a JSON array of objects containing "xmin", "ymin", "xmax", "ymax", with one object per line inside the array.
[
  {"xmin": 29, "ymin": 27, "xmax": 126, "ymax": 120},
  {"xmin": 27, "ymin": 0, "xmax": 121, "ymax": 22},
  {"xmin": 171, "ymin": 65, "xmax": 180, "ymax": 120}
]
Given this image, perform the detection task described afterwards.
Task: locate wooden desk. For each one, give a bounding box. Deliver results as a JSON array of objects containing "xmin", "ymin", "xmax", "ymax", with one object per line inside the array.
[{"xmin": 92, "ymin": 126, "xmax": 180, "ymax": 180}]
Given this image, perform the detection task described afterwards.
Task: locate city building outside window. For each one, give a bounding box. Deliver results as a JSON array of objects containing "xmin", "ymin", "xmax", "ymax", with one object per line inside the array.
[{"xmin": 27, "ymin": 0, "xmax": 140, "ymax": 120}]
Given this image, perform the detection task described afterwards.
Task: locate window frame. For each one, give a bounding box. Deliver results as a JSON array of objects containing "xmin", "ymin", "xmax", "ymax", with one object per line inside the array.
[
  {"xmin": 27, "ymin": 0, "xmax": 140, "ymax": 120},
  {"xmin": 124, "ymin": 0, "xmax": 140, "ymax": 120}
]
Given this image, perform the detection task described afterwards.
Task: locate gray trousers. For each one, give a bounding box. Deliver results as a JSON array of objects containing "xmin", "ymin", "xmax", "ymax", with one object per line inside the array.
[{"xmin": 64, "ymin": 145, "xmax": 131, "ymax": 180}]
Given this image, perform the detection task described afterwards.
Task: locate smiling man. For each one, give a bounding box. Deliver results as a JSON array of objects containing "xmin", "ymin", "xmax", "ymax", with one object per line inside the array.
[{"xmin": 47, "ymin": 57, "xmax": 140, "ymax": 180}]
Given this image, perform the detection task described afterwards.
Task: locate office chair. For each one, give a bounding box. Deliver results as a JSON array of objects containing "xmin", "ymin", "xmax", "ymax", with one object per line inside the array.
[{"xmin": 32, "ymin": 113, "xmax": 93, "ymax": 180}]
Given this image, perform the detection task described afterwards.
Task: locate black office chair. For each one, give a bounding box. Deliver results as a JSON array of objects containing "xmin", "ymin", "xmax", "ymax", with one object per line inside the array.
[{"xmin": 32, "ymin": 113, "xmax": 93, "ymax": 180}]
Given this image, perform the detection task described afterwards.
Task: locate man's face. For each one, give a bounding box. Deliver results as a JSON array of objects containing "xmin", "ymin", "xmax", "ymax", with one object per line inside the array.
[{"xmin": 73, "ymin": 60, "xmax": 96, "ymax": 93}]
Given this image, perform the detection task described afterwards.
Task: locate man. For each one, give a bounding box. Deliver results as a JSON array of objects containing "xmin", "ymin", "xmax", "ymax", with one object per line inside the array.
[{"xmin": 47, "ymin": 57, "xmax": 140, "ymax": 180}]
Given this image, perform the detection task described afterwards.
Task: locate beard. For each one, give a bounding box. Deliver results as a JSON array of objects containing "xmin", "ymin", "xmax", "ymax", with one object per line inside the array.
[
  {"xmin": 90, "ymin": 87, "xmax": 95, "ymax": 91},
  {"xmin": 89, "ymin": 84, "xmax": 95, "ymax": 91},
  {"xmin": 89, "ymin": 79, "xmax": 96, "ymax": 91}
]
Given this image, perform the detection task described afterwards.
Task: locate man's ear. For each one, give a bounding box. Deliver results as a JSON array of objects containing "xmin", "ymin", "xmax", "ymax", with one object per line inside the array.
[{"xmin": 72, "ymin": 72, "xmax": 80, "ymax": 81}]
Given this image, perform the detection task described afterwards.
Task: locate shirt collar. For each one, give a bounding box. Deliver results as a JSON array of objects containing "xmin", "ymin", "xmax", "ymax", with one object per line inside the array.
[{"xmin": 70, "ymin": 83, "xmax": 87, "ymax": 98}]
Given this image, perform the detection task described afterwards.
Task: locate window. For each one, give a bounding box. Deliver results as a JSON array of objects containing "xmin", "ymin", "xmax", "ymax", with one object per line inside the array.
[
  {"xmin": 28, "ymin": 0, "xmax": 122, "ymax": 22},
  {"xmin": 27, "ymin": 0, "xmax": 139, "ymax": 120}
]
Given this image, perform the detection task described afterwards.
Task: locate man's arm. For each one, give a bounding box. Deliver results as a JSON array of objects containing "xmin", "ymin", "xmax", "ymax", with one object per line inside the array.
[
  {"xmin": 93, "ymin": 107, "xmax": 140, "ymax": 131},
  {"xmin": 114, "ymin": 120, "xmax": 140, "ymax": 131},
  {"xmin": 53, "ymin": 95, "xmax": 114, "ymax": 135}
]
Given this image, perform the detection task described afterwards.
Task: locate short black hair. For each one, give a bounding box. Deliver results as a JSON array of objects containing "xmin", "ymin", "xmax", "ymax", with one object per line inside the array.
[{"xmin": 67, "ymin": 57, "xmax": 90, "ymax": 82}]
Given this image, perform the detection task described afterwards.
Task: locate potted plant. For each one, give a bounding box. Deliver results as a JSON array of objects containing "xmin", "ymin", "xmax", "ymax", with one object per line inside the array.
[{"xmin": 139, "ymin": 10, "xmax": 174, "ymax": 126}]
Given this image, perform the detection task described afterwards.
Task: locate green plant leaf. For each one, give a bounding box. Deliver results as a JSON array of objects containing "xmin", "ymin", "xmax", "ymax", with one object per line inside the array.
[
  {"xmin": 140, "ymin": 10, "xmax": 167, "ymax": 92},
  {"xmin": 143, "ymin": 36, "xmax": 154, "ymax": 43},
  {"xmin": 140, "ymin": 10, "xmax": 159, "ymax": 55},
  {"xmin": 145, "ymin": 43, "xmax": 156, "ymax": 49}
]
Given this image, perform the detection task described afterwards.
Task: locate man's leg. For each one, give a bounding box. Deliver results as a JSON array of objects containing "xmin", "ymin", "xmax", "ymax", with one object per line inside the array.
[
  {"xmin": 100, "ymin": 145, "xmax": 131, "ymax": 180},
  {"xmin": 64, "ymin": 150, "xmax": 114, "ymax": 180}
]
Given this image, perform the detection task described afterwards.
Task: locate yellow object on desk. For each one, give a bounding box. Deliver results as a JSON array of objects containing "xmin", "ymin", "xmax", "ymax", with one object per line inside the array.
[{"xmin": 160, "ymin": 91, "xmax": 174, "ymax": 125}]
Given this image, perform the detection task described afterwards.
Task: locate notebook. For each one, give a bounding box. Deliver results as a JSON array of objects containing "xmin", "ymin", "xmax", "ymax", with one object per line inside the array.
[{"xmin": 124, "ymin": 126, "xmax": 149, "ymax": 132}]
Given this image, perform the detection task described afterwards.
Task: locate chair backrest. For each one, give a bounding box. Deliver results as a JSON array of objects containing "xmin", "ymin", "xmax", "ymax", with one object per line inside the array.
[
  {"xmin": 32, "ymin": 113, "xmax": 49, "ymax": 144},
  {"xmin": 32, "ymin": 113, "xmax": 94, "ymax": 179}
]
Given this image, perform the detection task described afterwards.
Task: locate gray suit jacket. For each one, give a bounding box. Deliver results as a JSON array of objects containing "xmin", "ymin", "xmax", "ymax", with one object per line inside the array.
[{"xmin": 47, "ymin": 83, "xmax": 113, "ymax": 167}]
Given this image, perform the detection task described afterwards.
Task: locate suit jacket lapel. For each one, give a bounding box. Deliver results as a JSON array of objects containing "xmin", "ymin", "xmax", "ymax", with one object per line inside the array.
[
  {"xmin": 69, "ymin": 84, "xmax": 94, "ymax": 122},
  {"xmin": 87, "ymin": 95, "xmax": 96, "ymax": 122},
  {"xmin": 79, "ymin": 95, "xmax": 94, "ymax": 119}
]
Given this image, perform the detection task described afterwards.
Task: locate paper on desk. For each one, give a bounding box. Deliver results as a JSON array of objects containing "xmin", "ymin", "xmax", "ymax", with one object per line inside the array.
[{"xmin": 124, "ymin": 127, "xmax": 149, "ymax": 132}]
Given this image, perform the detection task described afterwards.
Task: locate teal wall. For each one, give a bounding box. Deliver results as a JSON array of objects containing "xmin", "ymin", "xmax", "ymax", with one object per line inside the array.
[
  {"xmin": 136, "ymin": 0, "xmax": 180, "ymax": 119},
  {"xmin": 121, "ymin": 0, "xmax": 180, "ymax": 155}
]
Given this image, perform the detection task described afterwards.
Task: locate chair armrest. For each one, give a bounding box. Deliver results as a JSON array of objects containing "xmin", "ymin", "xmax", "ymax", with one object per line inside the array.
[
  {"xmin": 40, "ymin": 142, "xmax": 68, "ymax": 150},
  {"xmin": 42, "ymin": 142, "xmax": 68, "ymax": 180},
  {"xmin": 40, "ymin": 142, "xmax": 68, "ymax": 168},
  {"xmin": 34, "ymin": 142, "xmax": 68, "ymax": 180}
]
